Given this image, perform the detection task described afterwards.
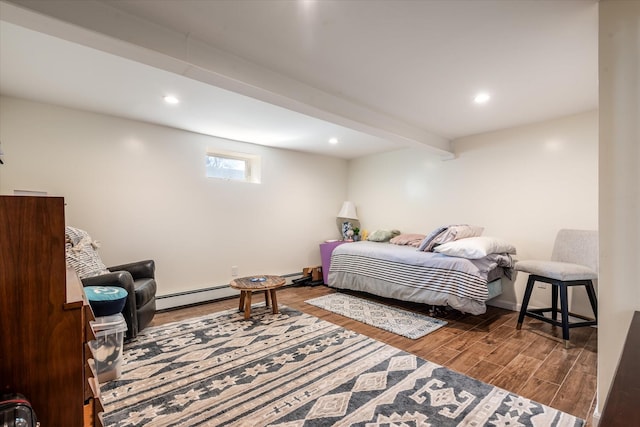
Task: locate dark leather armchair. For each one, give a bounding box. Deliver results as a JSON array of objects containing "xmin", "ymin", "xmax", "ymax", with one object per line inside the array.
[{"xmin": 82, "ymin": 260, "xmax": 157, "ymax": 340}]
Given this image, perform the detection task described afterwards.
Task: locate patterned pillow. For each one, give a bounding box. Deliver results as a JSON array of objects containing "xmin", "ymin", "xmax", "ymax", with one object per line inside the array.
[{"xmin": 65, "ymin": 226, "xmax": 109, "ymax": 279}]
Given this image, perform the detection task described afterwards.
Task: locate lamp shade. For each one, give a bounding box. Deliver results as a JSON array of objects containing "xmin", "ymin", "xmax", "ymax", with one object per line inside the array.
[{"xmin": 337, "ymin": 201, "xmax": 358, "ymax": 220}]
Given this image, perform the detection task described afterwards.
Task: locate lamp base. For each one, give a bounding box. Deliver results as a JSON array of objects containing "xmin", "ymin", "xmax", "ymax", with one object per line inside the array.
[{"xmin": 337, "ymin": 219, "xmax": 360, "ymax": 240}]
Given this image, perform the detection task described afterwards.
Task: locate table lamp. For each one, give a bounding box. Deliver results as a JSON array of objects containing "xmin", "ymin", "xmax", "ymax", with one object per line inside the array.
[{"xmin": 336, "ymin": 201, "xmax": 360, "ymax": 240}]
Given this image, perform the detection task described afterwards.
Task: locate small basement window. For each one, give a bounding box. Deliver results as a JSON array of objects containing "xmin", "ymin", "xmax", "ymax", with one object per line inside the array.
[{"xmin": 206, "ymin": 151, "xmax": 261, "ymax": 183}]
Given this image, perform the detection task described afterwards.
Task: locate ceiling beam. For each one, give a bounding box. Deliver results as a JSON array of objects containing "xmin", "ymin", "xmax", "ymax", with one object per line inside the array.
[{"xmin": 2, "ymin": 0, "xmax": 453, "ymax": 158}]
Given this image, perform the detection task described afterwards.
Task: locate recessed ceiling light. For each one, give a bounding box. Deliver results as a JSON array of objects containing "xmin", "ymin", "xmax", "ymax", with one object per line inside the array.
[
  {"xmin": 163, "ymin": 95, "xmax": 179, "ymax": 104},
  {"xmin": 329, "ymin": 138, "xmax": 339, "ymax": 144},
  {"xmin": 474, "ymin": 93, "xmax": 491, "ymax": 104}
]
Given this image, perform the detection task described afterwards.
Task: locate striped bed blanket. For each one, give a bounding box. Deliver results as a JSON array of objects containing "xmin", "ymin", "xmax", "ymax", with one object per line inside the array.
[{"xmin": 328, "ymin": 241, "xmax": 513, "ymax": 315}]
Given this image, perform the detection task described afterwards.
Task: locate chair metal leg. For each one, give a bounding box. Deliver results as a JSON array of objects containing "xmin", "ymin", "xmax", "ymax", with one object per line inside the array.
[
  {"xmin": 517, "ymin": 275, "xmax": 536, "ymax": 329},
  {"xmin": 551, "ymin": 283, "xmax": 558, "ymax": 323},
  {"xmin": 517, "ymin": 273, "xmax": 595, "ymax": 348},
  {"xmin": 585, "ymin": 280, "xmax": 598, "ymax": 320},
  {"xmin": 559, "ymin": 283, "xmax": 570, "ymax": 348}
]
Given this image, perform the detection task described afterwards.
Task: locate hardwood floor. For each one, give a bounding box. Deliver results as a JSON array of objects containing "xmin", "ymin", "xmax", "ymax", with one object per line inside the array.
[{"xmin": 151, "ymin": 285, "xmax": 597, "ymax": 425}]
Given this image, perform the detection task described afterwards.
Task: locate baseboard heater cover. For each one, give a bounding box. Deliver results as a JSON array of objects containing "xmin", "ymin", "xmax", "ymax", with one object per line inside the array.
[{"xmin": 156, "ymin": 272, "xmax": 301, "ymax": 311}]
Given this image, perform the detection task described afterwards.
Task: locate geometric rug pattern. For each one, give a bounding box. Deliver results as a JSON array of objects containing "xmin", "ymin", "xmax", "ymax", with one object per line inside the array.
[
  {"xmin": 100, "ymin": 306, "xmax": 583, "ymax": 426},
  {"xmin": 305, "ymin": 293, "xmax": 447, "ymax": 339}
]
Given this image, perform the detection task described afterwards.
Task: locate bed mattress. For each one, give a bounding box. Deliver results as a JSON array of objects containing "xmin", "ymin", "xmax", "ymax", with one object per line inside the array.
[{"xmin": 328, "ymin": 241, "xmax": 510, "ymax": 315}]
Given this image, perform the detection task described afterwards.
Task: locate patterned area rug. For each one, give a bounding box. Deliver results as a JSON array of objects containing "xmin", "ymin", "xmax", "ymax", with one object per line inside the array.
[
  {"xmin": 101, "ymin": 306, "xmax": 583, "ymax": 427},
  {"xmin": 305, "ymin": 293, "xmax": 447, "ymax": 339}
]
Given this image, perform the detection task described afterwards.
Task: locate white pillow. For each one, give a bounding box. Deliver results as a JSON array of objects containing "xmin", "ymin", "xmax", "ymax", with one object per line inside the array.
[{"xmin": 434, "ymin": 236, "xmax": 516, "ymax": 259}]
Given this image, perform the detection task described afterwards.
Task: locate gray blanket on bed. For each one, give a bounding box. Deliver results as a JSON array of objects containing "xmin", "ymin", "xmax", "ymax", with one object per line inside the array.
[{"xmin": 328, "ymin": 241, "xmax": 513, "ymax": 315}]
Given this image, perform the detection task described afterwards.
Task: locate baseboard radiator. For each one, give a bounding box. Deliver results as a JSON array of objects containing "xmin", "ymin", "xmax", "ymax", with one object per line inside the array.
[{"xmin": 156, "ymin": 272, "xmax": 302, "ymax": 311}]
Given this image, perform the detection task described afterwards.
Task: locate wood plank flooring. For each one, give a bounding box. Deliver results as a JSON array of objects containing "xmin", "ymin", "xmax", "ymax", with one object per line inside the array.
[{"xmin": 151, "ymin": 285, "xmax": 597, "ymax": 425}]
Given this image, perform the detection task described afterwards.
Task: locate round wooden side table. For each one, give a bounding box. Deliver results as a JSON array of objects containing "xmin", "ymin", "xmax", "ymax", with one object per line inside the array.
[{"xmin": 229, "ymin": 275, "xmax": 285, "ymax": 319}]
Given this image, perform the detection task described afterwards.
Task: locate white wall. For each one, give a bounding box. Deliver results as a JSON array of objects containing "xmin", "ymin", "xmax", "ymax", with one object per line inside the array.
[
  {"xmin": 0, "ymin": 96, "xmax": 348, "ymax": 297},
  {"xmin": 597, "ymin": 0, "xmax": 640, "ymax": 417},
  {"xmin": 348, "ymin": 111, "xmax": 598, "ymax": 311},
  {"xmin": 0, "ymin": 99, "xmax": 601, "ymax": 314}
]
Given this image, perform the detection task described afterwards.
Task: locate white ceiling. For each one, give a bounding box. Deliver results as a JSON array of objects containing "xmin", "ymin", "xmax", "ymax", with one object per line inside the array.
[{"xmin": 0, "ymin": 0, "xmax": 598, "ymax": 160}]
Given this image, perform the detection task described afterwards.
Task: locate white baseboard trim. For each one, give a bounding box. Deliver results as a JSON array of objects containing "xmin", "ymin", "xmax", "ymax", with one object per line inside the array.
[
  {"xmin": 156, "ymin": 272, "xmax": 302, "ymax": 311},
  {"xmin": 591, "ymin": 407, "xmax": 601, "ymax": 426},
  {"xmin": 487, "ymin": 299, "xmax": 519, "ymax": 312}
]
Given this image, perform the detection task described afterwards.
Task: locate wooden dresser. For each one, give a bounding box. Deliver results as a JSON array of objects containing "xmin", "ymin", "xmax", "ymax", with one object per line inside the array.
[
  {"xmin": 600, "ymin": 311, "xmax": 640, "ymax": 426},
  {"xmin": 0, "ymin": 195, "xmax": 103, "ymax": 426}
]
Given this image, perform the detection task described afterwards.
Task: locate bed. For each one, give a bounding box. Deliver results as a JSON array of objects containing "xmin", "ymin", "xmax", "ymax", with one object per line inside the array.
[{"xmin": 327, "ymin": 239, "xmax": 514, "ymax": 315}]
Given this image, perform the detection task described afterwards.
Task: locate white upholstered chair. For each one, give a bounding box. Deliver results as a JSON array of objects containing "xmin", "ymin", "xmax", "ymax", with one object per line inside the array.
[{"xmin": 515, "ymin": 229, "xmax": 598, "ymax": 348}]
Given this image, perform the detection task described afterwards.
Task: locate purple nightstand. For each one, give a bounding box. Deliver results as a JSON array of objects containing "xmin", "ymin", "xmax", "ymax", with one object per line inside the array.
[{"xmin": 319, "ymin": 240, "xmax": 350, "ymax": 285}]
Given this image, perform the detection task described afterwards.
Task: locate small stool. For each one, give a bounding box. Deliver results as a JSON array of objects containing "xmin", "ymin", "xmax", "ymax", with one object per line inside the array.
[
  {"xmin": 84, "ymin": 286, "xmax": 128, "ymax": 317},
  {"xmin": 230, "ymin": 275, "xmax": 285, "ymax": 320}
]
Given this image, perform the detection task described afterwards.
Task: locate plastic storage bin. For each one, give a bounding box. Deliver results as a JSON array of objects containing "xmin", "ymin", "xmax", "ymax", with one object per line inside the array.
[
  {"xmin": 89, "ymin": 313, "xmax": 128, "ymax": 383},
  {"xmin": 0, "ymin": 393, "xmax": 38, "ymax": 427}
]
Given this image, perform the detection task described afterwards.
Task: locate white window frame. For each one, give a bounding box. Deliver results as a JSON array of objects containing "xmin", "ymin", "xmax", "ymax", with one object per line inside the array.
[{"xmin": 206, "ymin": 150, "xmax": 261, "ymax": 184}]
